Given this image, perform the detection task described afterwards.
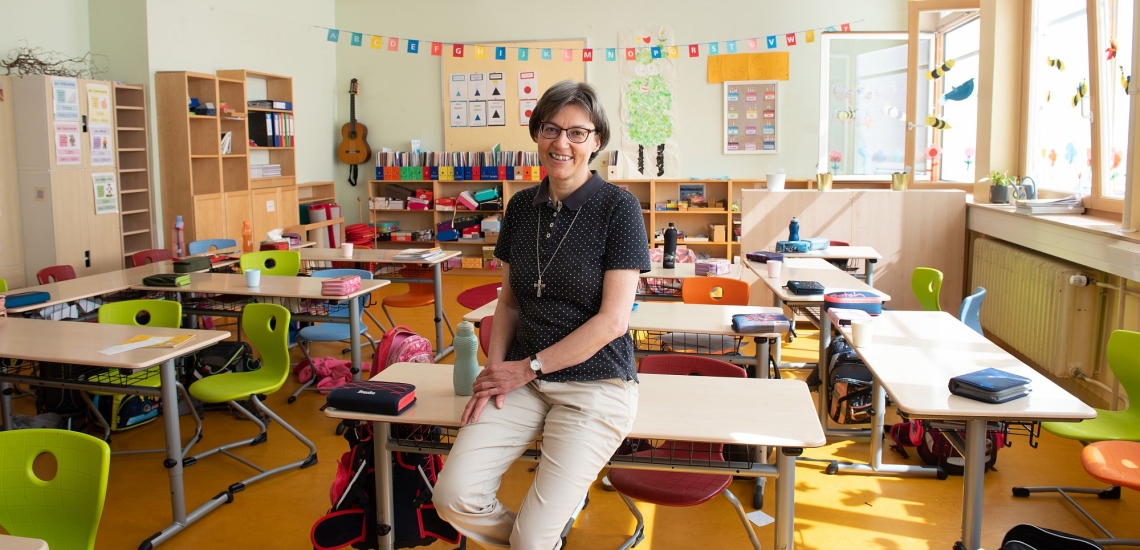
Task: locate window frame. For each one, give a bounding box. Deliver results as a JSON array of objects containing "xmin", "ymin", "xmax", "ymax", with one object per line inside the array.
[{"xmin": 929, "ymin": 13, "xmax": 982, "ymax": 182}]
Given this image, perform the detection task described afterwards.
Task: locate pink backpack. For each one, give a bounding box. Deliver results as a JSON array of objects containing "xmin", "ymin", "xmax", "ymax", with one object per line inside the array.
[{"xmin": 371, "ymin": 325, "xmax": 434, "ymax": 372}]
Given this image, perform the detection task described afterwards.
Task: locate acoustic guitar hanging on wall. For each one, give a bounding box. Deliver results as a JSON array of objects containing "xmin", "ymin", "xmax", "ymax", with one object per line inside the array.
[{"xmin": 338, "ymin": 78, "xmax": 371, "ymax": 186}]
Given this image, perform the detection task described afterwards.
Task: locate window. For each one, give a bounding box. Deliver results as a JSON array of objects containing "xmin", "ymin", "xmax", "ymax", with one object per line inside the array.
[
  {"xmin": 1102, "ymin": 0, "xmax": 1132, "ymax": 198},
  {"xmin": 936, "ymin": 17, "xmax": 981, "ymax": 183}
]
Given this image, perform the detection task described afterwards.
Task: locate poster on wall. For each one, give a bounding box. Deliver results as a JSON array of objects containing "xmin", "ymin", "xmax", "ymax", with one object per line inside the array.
[
  {"xmin": 448, "ymin": 74, "xmax": 468, "ymax": 100},
  {"xmin": 54, "ymin": 121, "xmax": 81, "ymax": 165},
  {"xmin": 90, "ymin": 124, "xmax": 114, "ymax": 166},
  {"xmin": 469, "ymin": 101, "xmax": 487, "ymax": 127},
  {"xmin": 467, "ymin": 73, "xmax": 487, "ymax": 100},
  {"xmin": 86, "ymin": 83, "xmax": 112, "ymax": 125},
  {"xmin": 52, "ymin": 76, "xmax": 79, "ymax": 120},
  {"xmin": 449, "ymin": 101, "xmax": 468, "ymax": 127},
  {"xmin": 517, "ymin": 72, "xmax": 537, "ymax": 100},
  {"xmin": 619, "ymin": 26, "xmax": 679, "ymax": 178},
  {"xmin": 92, "ymin": 172, "xmax": 118, "ymax": 215},
  {"xmin": 519, "ymin": 99, "xmax": 536, "ymax": 126},
  {"xmin": 487, "ymin": 100, "xmax": 506, "ymax": 126},
  {"xmin": 723, "ymin": 80, "xmax": 778, "ymax": 155}
]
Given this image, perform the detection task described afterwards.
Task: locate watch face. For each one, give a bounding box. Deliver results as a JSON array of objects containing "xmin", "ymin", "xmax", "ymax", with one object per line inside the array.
[{"xmin": 530, "ymin": 359, "xmax": 542, "ymax": 372}]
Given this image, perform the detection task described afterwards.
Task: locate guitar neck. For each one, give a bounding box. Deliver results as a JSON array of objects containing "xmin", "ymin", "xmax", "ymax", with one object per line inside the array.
[{"xmin": 350, "ymin": 93, "xmax": 356, "ymax": 132}]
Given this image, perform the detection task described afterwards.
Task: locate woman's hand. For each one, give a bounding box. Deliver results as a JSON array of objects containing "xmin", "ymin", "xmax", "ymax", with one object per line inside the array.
[{"xmin": 460, "ymin": 359, "xmax": 535, "ymax": 425}]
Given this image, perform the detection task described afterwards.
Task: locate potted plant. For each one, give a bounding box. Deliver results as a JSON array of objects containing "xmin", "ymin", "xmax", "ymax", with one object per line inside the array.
[{"xmin": 981, "ymin": 171, "xmax": 1016, "ymax": 204}]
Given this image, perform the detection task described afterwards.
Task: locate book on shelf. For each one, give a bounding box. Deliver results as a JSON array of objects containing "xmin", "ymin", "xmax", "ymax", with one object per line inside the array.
[
  {"xmin": 221, "ymin": 131, "xmax": 232, "ymax": 155},
  {"xmin": 393, "ymin": 247, "xmax": 445, "ymax": 261}
]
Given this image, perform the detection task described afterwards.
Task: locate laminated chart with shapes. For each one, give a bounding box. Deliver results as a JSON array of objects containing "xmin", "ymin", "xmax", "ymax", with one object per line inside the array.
[
  {"xmin": 450, "ymin": 101, "xmax": 468, "ymax": 127},
  {"xmin": 449, "ymin": 74, "xmax": 468, "ymax": 101},
  {"xmin": 488, "ymin": 72, "xmax": 506, "ymax": 99},
  {"xmin": 487, "ymin": 100, "xmax": 506, "ymax": 126},
  {"xmin": 469, "ymin": 101, "xmax": 487, "ymax": 127},
  {"xmin": 519, "ymin": 99, "xmax": 537, "ymax": 126},
  {"xmin": 468, "ymin": 73, "xmax": 487, "ymax": 100},
  {"xmin": 518, "ymin": 71, "xmax": 537, "ymax": 100}
]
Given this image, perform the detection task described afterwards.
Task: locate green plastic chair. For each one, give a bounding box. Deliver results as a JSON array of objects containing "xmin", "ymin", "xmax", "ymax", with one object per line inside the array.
[
  {"xmin": 0, "ymin": 429, "xmax": 110, "ymax": 550},
  {"xmin": 1013, "ymin": 330, "xmax": 1140, "ymax": 504},
  {"xmin": 239, "ymin": 250, "xmax": 300, "ymax": 277},
  {"xmin": 911, "ymin": 267, "xmax": 944, "ymax": 311},
  {"xmin": 185, "ymin": 303, "xmax": 318, "ymax": 485},
  {"xmin": 0, "ymin": 277, "xmax": 7, "ymax": 292},
  {"xmin": 87, "ymin": 300, "xmax": 203, "ymax": 454}
]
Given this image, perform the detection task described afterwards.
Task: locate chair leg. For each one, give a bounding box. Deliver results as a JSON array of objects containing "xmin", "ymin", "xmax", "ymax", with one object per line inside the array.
[
  {"xmin": 81, "ymin": 383, "xmax": 203, "ymax": 457},
  {"xmin": 183, "ymin": 400, "xmax": 269, "ymax": 467},
  {"xmin": 616, "ymin": 492, "xmax": 647, "ymax": 550},
  {"xmin": 80, "ymin": 391, "xmax": 112, "ymax": 442},
  {"xmin": 1011, "ymin": 484, "xmax": 1139, "ymax": 544},
  {"xmin": 720, "ymin": 488, "xmax": 762, "ymax": 550},
  {"xmin": 364, "ymin": 308, "xmax": 387, "ymax": 334},
  {"xmin": 382, "ymin": 302, "xmax": 396, "ymax": 329},
  {"xmin": 442, "ymin": 310, "xmax": 455, "ymax": 338},
  {"xmin": 288, "ymin": 340, "xmax": 318, "ymax": 404}
]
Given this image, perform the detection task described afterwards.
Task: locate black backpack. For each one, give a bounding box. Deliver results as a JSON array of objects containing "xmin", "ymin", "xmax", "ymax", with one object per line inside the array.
[
  {"xmin": 824, "ymin": 336, "xmax": 873, "ymax": 424},
  {"xmin": 33, "ymin": 361, "xmax": 90, "ymax": 431},
  {"xmin": 1000, "ymin": 524, "xmax": 1105, "ymax": 549},
  {"xmin": 188, "ymin": 341, "xmax": 260, "ymax": 382}
]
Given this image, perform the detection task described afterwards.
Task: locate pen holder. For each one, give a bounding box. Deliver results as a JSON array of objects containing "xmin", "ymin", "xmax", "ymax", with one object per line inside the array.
[
  {"xmin": 816, "ymin": 173, "xmax": 833, "ymax": 191},
  {"xmin": 891, "ymin": 173, "xmax": 909, "ymax": 191}
]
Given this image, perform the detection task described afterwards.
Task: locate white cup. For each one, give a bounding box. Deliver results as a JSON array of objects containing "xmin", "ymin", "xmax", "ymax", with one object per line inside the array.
[
  {"xmin": 341, "ymin": 242, "xmax": 354, "ymax": 257},
  {"xmin": 766, "ymin": 173, "xmax": 786, "ymax": 191},
  {"xmin": 766, "ymin": 260, "xmax": 783, "ymax": 278},
  {"xmin": 245, "ymin": 268, "xmax": 261, "ymax": 287},
  {"xmin": 851, "ymin": 318, "xmax": 874, "ymax": 347}
]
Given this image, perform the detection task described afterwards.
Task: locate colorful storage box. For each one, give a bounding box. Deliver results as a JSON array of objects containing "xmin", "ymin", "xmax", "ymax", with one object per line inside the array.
[{"xmin": 461, "ymin": 257, "xmax": 484, "ymax": 269}]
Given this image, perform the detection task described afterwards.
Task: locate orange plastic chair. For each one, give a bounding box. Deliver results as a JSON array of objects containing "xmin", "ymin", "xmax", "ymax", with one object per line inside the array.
[
  {"xmin": 381, "ymin": 283, "xmax": 454, "ymax": 343},
  {"xmin": 36, "ymin": 265, "xmax": 76, "ymax": 285},
  {"xmin": 131, "ymin": 249, "xmax": 172, "ymax": 266},
  {"xmin": 1067, "ymin": 441, "xmax": 1140, "ymax": 546},
  {"xmin": 681, "ymin": 276, "xmax": 750, "ymax": 305}
]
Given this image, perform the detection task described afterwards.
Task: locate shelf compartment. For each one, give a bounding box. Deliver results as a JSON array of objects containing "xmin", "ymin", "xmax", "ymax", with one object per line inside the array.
[
  {"xmin": 250, "ymin": 175, "xmax": 295, "ymax": 190},
  {"xmin": 115, "ymin": 109, "xmax": 145, "ymax": 128},
  {"xmin": 117, "ymin": 129, "xmax": 148, "ymax": 149},
  {"xmin": 191, "ymin": 157, "xmax": 221, "ymax": 195},
  {"xmin": 222, "ymin": 155, "xmax": 250, "ymax": 193},
  {"xmin": 118, "ymin": 149, "xmax": 148, "ymax": 171},
  {"xmin": 120, "ymin": 191, "xmax": 151, "ymax": 212}
]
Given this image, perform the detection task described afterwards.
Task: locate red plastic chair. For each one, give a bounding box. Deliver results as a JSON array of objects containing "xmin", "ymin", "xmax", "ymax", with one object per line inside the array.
[
  {"xmin": 479, "ymin": 315, "xmax": 494, "ymax": 355},
  {"xmin": 610, "ymin": 355, "xmax": 761, "ymax": 549},
  {"xmin": 36, "ymin": 265, "xmax": 76, "ymax": 285},
  {"xmin": 131, "ymin": 249, "xmax": 172, "ymax": 267}
]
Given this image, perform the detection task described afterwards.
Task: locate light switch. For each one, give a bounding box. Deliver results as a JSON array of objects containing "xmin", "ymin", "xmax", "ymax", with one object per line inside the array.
[{"xmin": 266, "ymin": 200, "xmax": 275, "ymax": 212}]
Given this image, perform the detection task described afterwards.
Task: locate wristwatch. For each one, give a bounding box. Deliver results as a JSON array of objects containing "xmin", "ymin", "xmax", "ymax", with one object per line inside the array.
[{"xmin": 529, "ymin": 354, "xmax": 544, "ymax": 376}]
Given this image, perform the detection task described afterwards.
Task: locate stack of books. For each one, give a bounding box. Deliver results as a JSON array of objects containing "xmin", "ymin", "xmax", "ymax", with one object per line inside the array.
[
  {"xmin": 250, "ymin": 164, "xmax": 282, "ymax": 179},
  {"xmin": 393, "ymin": 247, "xmax": 446, "ymax": 262},
  {"xmin": 695, "ymin": 259, "xmax": 732, "ymax": 276},
  {"xmin": 1014, "ymin": 194, "xmax": 1084, "ymax": 215}
]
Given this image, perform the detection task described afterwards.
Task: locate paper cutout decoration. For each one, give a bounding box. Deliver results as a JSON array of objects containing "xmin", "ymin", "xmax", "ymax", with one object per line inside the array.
[
  {"xmin": 453, "ymin": 44, "xmax": 465, "ymax": 57},
  {"xmin": 606, "ymin": 48, "xmax": 617, "ymax": 61},
  {"xmin": 689, "ymin": 44, "xmax": 700, "ymax": 57},
  {"xmin": 488, "ymin": 73, "xmax": 505, "ymax": 98},
  {"xmin": 350, "ymin": 33, "xmax": 363, "ymax": 47},
  {"xmin": 707, "ymin": 53, "xmax": 790, "ymax": 82},
  {"xmin": 806, "ymin": 30, "xmax": 815, "ymax": 43},
  {"xmin": 469, "ymin": 101, "xmax": 487, "ymax": 127},
  {"xmin": 487, "ymin": 100, "xmax": 506, "ymax": 126},
  {"xmin": 668, "ymin": 46, "xmax": 679, "ymax": 58},
  {"xmin": 541, "ymin": 48, "xmax": 552, "ymax": 60},
  {"xmin": 562, "ymin": 49, "xmax": 573, "ymax": 61},
  {"xmin": 371, "ymin": 36, "xmax": 384, "ymax": 49},
  {"xmin": 449, "ymin": 74, "xmax": 468, "ymax": 100},
  {"xmin": 583, "ymin": 49, "xmax": 594, "ymax": 61},
  {"xmin": 387, "ymin": 37, "xmax": 399, "ymax": 51},
  {"xmin": 943, "ymin": 78, "xmax": 975, "ymax": 101},
  {"xmin": 474, "ymin": 46, "xmax": 487, "ymax": 59},
  {"xmin": 518, "ymin": 47, "xmax": 529, "ymax": 61},
  {"xmin": 468, "ymin": 73, "xmax": 487, "ymax": 100},
  {"xmin": 519, "ymin": 99, "xmax": 537, "ymax": 125},
  {"xmin": 406, "ymin": 39, "xmax": 419, "ymax": 53},
  {"xmin": 709, "ymin": 42, "xmax": 720, "ymax": 56},
  {"xmin": 495, "ymin": 47, "xmax": 506, "ymax": 60},
  {"xmin": 326, "ymin": 29, "xmax": 340, "ymax": 42},
  {"xmin": 766, "ymin": 36, "xmax": 777, "ymax": 49},
  {"xmin": 625, "ymin": 48, "xmax": 637, "ymax": 61},
  {"xmin": 747, "ymin": 38, "xmax": 758, "ymax": 51},
  {"xmin": 786, "ymin": 33, "xmax": 797, "ymax": 46},
  {"xmin": 450, "ymin": 102, "xmax": 468, "ymax": 127},
  {"xmin": 431, "ymin": 42, "xmax": 443, "ymax": 55},
  {"xmin": 518, "ymin": 72, "xmax": 537, "ymax": 100},
  {"xmin": 726, "ymin": 41, "xmax": 738, "ymax": 54},
  {"xmin": 651, "ymin": 46, "xmax": 662, "ymax": 59}
]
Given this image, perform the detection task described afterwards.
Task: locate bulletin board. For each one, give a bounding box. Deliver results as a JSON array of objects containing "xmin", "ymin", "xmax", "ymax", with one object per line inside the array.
[
  {"xmin": 723, "ymin": 80, "xmax": 779, "ymax": 155},
  {"xmin": 442, "ymin": 39, "xmax": 586, "ymax": 152}
]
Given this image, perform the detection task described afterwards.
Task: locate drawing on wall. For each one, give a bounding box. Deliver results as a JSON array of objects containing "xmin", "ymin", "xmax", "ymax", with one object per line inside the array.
[{"xmin": 619, "ymin": 26, "xmax": 679, "ymax": 178}]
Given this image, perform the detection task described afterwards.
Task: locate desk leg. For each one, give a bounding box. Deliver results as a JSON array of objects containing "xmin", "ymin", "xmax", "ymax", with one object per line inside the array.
[
  {"xmin": 752, "ymin": 336, "xmax": 771, "ymax": 508},
  {"xmin": 817, "ymin": 314, "xmax": 831, "ymax": 426},
  {"xmin": 349, "ymin": 297, "xmax": 363, "ymax": 381},
  {"xmin": 373, "ymin": 421, "xmax": 396, "ymax": 550},
  {"xmin": 959, "ymin": 419, "xmax": 987, "ymax": 550},
  {"xmin": 773, "ymin": 296, "xmax": 784, "ymax": 367},
  {"xmin": 774, "ymin": 447, "xmax": 797, "ymax": 550},
  {"xmin": 865, "ymin": 260, "xmax": 876, "ymax": 288},
  {"xmin": 431, "ymin": 263, "xmax": 453, "ymax": 361},
  {"xmin": 1, "ymin": 381, "xmax": 12, "ymax": 430},
  {"xmin": 145, "ymin": 359, "xmax": 190, "ymax": 547},
  {"xmin": 829, "ymin": 380, "xmax": 942, "ymax": 478}
]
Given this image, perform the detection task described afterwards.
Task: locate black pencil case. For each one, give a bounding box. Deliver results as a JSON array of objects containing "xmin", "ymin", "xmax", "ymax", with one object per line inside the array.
[
  {"xmin": 326, "ymin": 380, "xmax": 417, "ymax": 416},
  {"xmin": 787, "ymin": 280, "xmax": 825, "ymax": 295}
]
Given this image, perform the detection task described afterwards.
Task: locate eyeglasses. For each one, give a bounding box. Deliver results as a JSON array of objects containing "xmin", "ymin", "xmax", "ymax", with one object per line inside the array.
[{"xmin": 538, "ymin": 122, "xmax": 596, "ymax": 144}]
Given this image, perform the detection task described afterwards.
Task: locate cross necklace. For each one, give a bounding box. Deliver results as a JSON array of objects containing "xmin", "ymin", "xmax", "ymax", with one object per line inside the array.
[{"xmin": 534, "ymin": 199, "xmax": 581, "ymax": 297}]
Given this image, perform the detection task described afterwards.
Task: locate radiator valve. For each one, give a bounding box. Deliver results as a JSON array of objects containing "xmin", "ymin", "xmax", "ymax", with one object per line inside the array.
[{"xmin": 1069, "ymin": 274, "xmax": 1090, "ymax": 286}]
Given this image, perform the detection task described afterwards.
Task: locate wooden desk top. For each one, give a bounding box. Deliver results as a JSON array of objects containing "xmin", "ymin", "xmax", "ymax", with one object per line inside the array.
[
  {"xmin": 127, "ymin": 272, "xmax": 389, "ymax": 300},
  {"xmin": 746, "ymin": 258, "xmax": 890, "ymax": 303},
  {"xmin": 641, "ymin": 262, "xmax": 743, "ymax": 279},
  {"xmin": 0, "ymin": 317, "xmax": 229, "ymax": 370},
  {"xmin": 326, "ymin": 363, "xmax": 826, "ymax": 448},
  {"xmin": 850, "ymin": 311, "xmax": 1096, "ymax": 422},
  {"xmin": 780, "ymin": 245, "xmax": 882, "ymax": 261},
  {"xmin": 1, "ymin": 262, "xmax": 183, "ymax": 313},
  {"xmin": 463, "ymin": 300, "xmax": 785, "ymax": 336},
  {"xmin": 299, "ymin": 248, "xmax": 462, "ymax": 265},
  {"xmin": 0, "ymin": 535, "xmax": 49, "ymax": 550}
]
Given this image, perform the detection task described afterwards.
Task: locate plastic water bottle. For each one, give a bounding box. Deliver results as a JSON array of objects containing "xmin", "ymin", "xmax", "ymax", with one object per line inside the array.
[
  {"xmin": 172, "ymin": 215, "xmax": 185, "ymax": 258},
  {"xmin": 241, "ymin": 221, "xmax": 254, "ymax": 253},
  {"xmin": 452, "ymin": 321, "xmax": 480, "ymax": 396},
  {"xmin": 663, "ymin": 223, "xmax": 678, "ymax": 269},
  {"xmin": 788, "ymin": 217, "xmax": 800, "ymax": 242}
]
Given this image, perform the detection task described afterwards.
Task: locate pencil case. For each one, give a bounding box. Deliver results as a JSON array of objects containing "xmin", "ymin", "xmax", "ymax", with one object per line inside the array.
[
  {"xmin": 174, "ymin": 256, "xmax": 212, "ymax": 273},
  {"xmin": 746, "ymin": 251, "xmax": 783, "ymax": 263},
  {"xmin": 775, "ymin": 240, "xmax": 811, "ymax": 253},
  {"xmin": 823, "ymin": 291, "xmax": 883, "ymax": 315},
  {"xmin": 143, "ymin": 274, "xmax": 190, "ymax": 287},
  {"xmin": 325, "ymin": 380, "xmax": 417, "ymax": 416},
  {"xmin": 786, "ymin": 280, "xmax": 825, "ymax": 295},
  {"xmin": 4, "ymin": 291, "xmax": 51, "ymax": 308}
]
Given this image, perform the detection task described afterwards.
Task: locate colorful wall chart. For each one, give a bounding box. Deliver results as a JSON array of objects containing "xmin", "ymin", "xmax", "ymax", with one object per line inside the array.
[{"xmin": 724, "ymin": 80, "xmax": 779, "ymax": 154}]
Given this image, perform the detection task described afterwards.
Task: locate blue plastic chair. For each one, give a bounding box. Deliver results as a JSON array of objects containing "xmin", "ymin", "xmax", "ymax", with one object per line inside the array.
[
  {"xmin": 288, "ymin": 268, "xmax": 382, "ymax": 404},
  {"xmin": 187, "ymin": 238, "xmax": 237, "ymax": 255},
  {"xmin": 959, "ymin": 286, "xmax": 986, "ymax": 335}
]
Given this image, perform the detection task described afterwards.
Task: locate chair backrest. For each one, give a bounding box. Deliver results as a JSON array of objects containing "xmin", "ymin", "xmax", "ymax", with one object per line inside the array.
[
  {"xmin": 131, "ymin": 249, "xmax": 172, "ymax": 266},
  {"xmin": 638, "ymin": 356, "xmax": 746, "ymax": 456},
  {"xmin": 98, "ymin": 299, "xmax": 182, "ymax": 328},
  {"xmin": 479, "ymin": 315, "xmax": 494, "ymax": 355},
  {"xmin": 911, "ymin": 267, "xmax": 944, "ymax": 312},
  {"xmin": 311, "ymin": 268, "xmax": 374, "ymax": 318},
  {"xmin": 0, "ymin": 429, "xmax": 110, "ymax": 550},
  {"xmin": 0, "ymin": 277, "xmax": 7, "ymax": 292},
  {"xmin": 187, "ymin": 238, "xmax": 237, "ymax": 256},
  {"xmin": 36, "ymin": 265, "xmax": 76, "ymax": 285},
  {"xmin": 240, "ymin": 250, "xmax": 300, "ymax": 277},
  {"xmin": 243, "ymin": 303, "xmax": 292, "ymax": 392},
  {"xmin": 1106, "ymin": 330, "xmax": 1140, "ymax": 416},
  {"xmin": 829, "ymin": 240, "xmax": 850, "ymax": 246},
  {"xmin": 959, "ymin": 286, "xmax": 986, "ymax": 335},
  {"xmin": 681, "ymin": 276, "xmax": 750, "ymax": 306}
]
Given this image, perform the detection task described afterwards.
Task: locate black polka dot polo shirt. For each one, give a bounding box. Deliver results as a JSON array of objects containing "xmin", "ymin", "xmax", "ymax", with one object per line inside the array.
[{"xmin": 494, "ymin": 171, "xmax": 650, "ymax": 383}]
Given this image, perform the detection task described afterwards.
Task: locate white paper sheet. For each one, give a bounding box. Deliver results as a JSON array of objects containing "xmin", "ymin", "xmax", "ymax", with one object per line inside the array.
[
  {"xmin": 92, "ymin": 172, "xmax": 118, "ymax": 215},
  {"xmin": 519, "ymin": 99, "xmax": 537, "ymax": 126},
  {"xmin": 450, "ymin": 101, "xmax": 468, "ymax": 127},
  {"xmin": 747, "ymin": 509, "xmax": 775, "ymax": 527},
  {"xmin": 86, "ymin": 83, "xmax": 112, "ymax": 124},
  {"xmin": 517, "ymin": 71, "xmax": 537, "ymax": 99},
  {"xmin": 99, "ymin": 337, "xmax": 172, "ymax": 355},
  {"xmin": 52, "ymin": 76, "xmax": 79, "ymax": 120},
  {"xmin": 467, "ymin": 73, "xmax": 487, "ymax": 100},
  {"xmin": 90, "ymin": 124, "xmax": 114, "ymax": 166},
  {"xmin": 449, "ymin": 74, "xmax": 468, "ymax": 101},
  {"xmin": 619, "ymin": 26, "xmax": 680, "ymax": 178},
  {"xmin": 488, "ymin": 72, "xmax": 505, "ymax": 99},
  {"xmin": 469, "ymin": 101, "xmax": 487, "ymax": 127},
  {"xmin": 54, "ymin": 121, "xmax": 81, "ymax": 165},
  {"xmin": 487, "ymin": 100, "xmax": 506, "ymax": 126}
]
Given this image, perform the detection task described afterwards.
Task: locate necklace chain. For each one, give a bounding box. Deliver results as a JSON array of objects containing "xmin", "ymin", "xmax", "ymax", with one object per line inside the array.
[{"xmin": 534, "ymin": 200, "xmax": 582, "ymax": 297}]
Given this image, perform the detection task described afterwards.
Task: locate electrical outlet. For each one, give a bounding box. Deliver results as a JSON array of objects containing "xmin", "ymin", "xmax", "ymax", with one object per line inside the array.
[{"xmin": 266, "ymin": 200, "xmax": 275, "ymax": 212}]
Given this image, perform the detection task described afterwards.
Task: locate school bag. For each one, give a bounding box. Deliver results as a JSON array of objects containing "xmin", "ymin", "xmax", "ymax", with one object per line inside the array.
[
  {"xmin": 823, "ymin": 336, "xmax": 874, "ymax": 424},
  {"xmin": 32, "ymin": 362, "xmax": 90, "ymax": 431},
  {"xmin": 888, "ymin": 417, "xmax": 1008, "ymax": 476},
  {"xmin": 188, "ymin": 341, "xmax": 261, "ymax": 382},
  {"xmin": 999, "ymin": 524, "xmax": 1105, "ymax": 549},
  {"xmin": 371, "ymin": 326, "xmax": 434, "ymax": 373},
  {"xmin": 91, "ymin": 393, "xmax": 160, "ymax": 432}
]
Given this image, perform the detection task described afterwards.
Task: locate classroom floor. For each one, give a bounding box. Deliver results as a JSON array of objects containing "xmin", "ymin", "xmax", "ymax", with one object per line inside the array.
[{"xmin": 5, "ymin": 274, "xmax": 1137, "ymax": 550}]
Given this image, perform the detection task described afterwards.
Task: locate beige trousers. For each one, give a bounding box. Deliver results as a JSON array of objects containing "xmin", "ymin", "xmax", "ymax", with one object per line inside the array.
[{"xmin": 434, "ymin": 377, "xmax": 638, "ymax": 550}]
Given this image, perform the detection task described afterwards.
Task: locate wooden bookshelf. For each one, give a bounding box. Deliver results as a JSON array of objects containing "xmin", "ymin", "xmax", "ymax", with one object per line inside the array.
[{"xmin": 114, "ymin": 83, "xmax": 154, "ymax": 268}]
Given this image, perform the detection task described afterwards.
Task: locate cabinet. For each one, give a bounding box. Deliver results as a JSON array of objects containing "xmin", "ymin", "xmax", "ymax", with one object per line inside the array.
[
  {"xmin": 156, "ymin": 70, "xmax": 297, "ymax": 246},
  {"xmin": 0, "ymin": 75, "xmax": 25, "ymax": 288},
  {"xmin": 113, "ymin": 84, "xmax": 154, "ymax": 267},
  {"xmin": 13, "ymin": 75, "xmax": 123, "ymax": 282}
]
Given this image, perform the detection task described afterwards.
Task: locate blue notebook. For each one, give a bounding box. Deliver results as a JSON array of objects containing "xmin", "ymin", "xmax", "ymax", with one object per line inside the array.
[{"xmin": 948, "ymin": 368, "xmax": 1031, "ymax": 404}]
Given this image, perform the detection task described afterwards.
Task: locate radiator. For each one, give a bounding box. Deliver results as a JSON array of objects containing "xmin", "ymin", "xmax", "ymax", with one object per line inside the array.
[{"xmin": 971, "ymin": 238, "xmax": 1098, "ymax": 378}]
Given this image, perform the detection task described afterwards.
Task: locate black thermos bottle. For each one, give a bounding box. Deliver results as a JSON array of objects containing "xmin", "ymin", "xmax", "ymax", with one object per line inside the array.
[{"xmin": 663, "ymin": 223, "xmax": 678, "ymax": 269}]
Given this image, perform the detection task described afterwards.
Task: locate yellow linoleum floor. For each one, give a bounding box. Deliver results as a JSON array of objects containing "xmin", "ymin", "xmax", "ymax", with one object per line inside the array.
[{"xmin": 6, "ymin": 274, "xmax": 1136, "ymax": 549}]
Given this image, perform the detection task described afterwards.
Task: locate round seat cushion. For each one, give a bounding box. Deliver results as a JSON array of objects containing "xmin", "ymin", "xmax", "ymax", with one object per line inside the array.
[
  {"xmin": 1082, "ymin": 440, "xmax": 1140, "ymax": 491},
  {"xmin": 456, "ymin": 283, "xmax": 500, "ymax": 310}
]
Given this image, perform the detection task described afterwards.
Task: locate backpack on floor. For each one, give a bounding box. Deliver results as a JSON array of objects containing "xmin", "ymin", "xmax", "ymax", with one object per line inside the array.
[
  {"xmin": 372, "ymin": 326, "xmax": 434, "ymax": 373},
  {"xmin": 91, "ymin": 393, "xmax": 160, "ymax": 432},
  {"xmin": 189, "ymin": 341, "xmax": 261, "ymax": 382},
  {"xmin": 310, "ymin": 422, "xmax": 464, "ymax": 550},
  {"xmin": 33, "ymin": 362, "xmax": 90, "ymax": 431},
  {"xmin": 888, "ymin": 418, "xmax": 1007, "ymax": 476},
  {"xmin": 1000, "ymin": 524, "xmax": 1105, "ymax": 549},
  {"xmin": 827, "ymin": 340, "xmax": 873, "ymax": 424}
]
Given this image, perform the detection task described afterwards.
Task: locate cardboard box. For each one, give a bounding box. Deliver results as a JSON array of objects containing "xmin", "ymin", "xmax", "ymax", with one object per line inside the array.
[
  {"xmin": 484, "ymin": 231, "xmax": 499, "ymax": 244},
  {"xmin": 482, "ymin": 245, "xmax": 496, "ymax": 259},
  {"xmin": 461, "ymin": 257, "xmax": 484, "ymax": 269}
]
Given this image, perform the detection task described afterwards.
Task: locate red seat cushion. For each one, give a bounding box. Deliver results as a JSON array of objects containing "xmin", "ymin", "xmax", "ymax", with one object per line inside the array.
[
  {"xmin": 1082, "ymin": 441, "xmax": 1140, "ymax": 491},
  {"xmin": 608, "ymin": 444, "xmax": 731, "ymax": 506}
]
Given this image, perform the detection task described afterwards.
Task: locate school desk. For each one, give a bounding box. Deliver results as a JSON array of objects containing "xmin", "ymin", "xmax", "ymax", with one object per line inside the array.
[{"xmin": 776, "ymin": 245, "xmax": 882, "ymax": 287}]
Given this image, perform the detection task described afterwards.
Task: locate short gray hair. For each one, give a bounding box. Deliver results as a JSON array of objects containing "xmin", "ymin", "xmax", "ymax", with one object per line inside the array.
[{"xmin": 529, "ymin": 80, "xmax": 610, "ymax": 163}]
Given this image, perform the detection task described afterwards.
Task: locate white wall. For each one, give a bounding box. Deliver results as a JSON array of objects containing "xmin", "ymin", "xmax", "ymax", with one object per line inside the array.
[
  {"xmin": 332, "ymin": 0, "xmax": 908, "ymax": 222},
  {"xmin": 0, "ymin": 0, "xmax": 91, "ymax": 70},
  {"xmin": 88, "ymin": 0, "xmax": 149, "ymax": 86}
]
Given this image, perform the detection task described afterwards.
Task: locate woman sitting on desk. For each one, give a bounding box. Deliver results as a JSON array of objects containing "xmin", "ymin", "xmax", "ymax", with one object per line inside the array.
[{"xmin": 434, "ymin": 80, "xmax": 650, "ymax": 548}]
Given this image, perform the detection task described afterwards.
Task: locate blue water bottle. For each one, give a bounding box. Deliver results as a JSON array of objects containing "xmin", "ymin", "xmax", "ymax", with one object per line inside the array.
[
  {"xmin": 452, "ymin": 321, "xmax": 480, "ymax": 396},
  {"xmin": 788, "ymin": 217, "xmax": 800, "ymax": 242}
]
